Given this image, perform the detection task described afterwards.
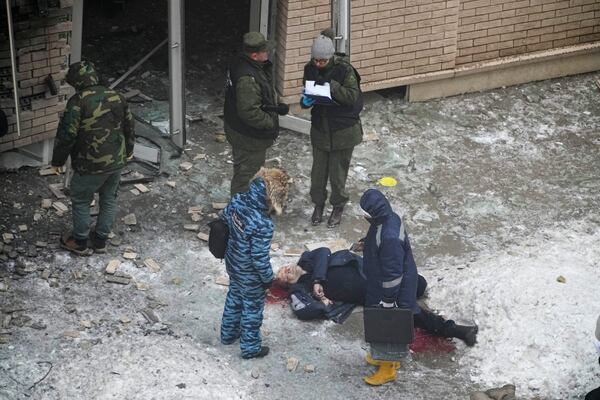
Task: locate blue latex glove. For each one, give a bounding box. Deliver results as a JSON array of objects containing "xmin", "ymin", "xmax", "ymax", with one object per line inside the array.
[{"xmin": 301, "ymin": 95, "xmax": 315, "ymax": 107}]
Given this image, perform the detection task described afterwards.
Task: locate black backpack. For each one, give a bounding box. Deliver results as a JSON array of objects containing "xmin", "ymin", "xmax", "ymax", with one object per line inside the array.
[{"xmin": 208, "ymin": 219, "xmax": 229, "ymax": 259}]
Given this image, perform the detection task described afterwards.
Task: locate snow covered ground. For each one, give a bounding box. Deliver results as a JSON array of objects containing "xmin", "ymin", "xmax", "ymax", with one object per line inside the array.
[{"xmin": 1, "ymin": 72, "xmax": 599, "ymax": 399}]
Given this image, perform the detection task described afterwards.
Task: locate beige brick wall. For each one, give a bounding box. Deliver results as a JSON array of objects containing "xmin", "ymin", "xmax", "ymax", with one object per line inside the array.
[
  {"xmin": 456, "ymin": 0, "xmax": 600, "ymax": 65},
  {"xmin": 276, "ymin": 0, "xmax": 332, "ymax": 103},
  {"xmin": 350, "ymin": 0, "xmax": 459, "ymax": 80},
  {"xmin": 276, "ymin": 0, "xmax": 600, "ymax": 100},
  {"xmin": 0, "ymin": 1, "xmax": 72, "ymax": 153}
]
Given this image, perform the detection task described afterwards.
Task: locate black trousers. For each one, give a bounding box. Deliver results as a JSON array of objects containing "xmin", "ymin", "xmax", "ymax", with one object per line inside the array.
[{"xmin": 413, "ymin": 308, "xmax": 457, "ymax": 337}]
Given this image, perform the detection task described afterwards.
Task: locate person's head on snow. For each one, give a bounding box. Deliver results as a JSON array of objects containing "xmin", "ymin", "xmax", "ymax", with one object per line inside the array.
[
  {"xmin": 311, "ymin": 34, "xmax": 335, "ymax": 70},
  {"xmin": 252, "ymin": 167, "xmax": 291, "ymax": 216},
  {"xmin": 359, "ymin": 189, "xmax": 393, "ymax": 224}
]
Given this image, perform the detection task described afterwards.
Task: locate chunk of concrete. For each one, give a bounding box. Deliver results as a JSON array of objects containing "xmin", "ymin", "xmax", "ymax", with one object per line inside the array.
[
  {"xmin": 143, "ymin": 258, "xmax": 161, "ymax": 273},
  {"xmin": 105, "ymin": 259, "xmax": 120, "ymax": 275}
]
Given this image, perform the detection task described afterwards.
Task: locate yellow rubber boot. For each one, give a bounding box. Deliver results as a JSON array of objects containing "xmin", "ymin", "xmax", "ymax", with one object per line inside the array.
[
  {"xmin": 365, "ymin": 354, "xmax": 401, "ymax": 369},
  {"xmin": 364, "ymin": 361, "xmax": 397, "ymax": 386}
]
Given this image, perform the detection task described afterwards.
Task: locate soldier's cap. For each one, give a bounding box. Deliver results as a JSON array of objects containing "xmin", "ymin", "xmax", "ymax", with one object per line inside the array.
[{"xmin": 243, "ymin": 32, "xmax": 273, "ymax": 53}]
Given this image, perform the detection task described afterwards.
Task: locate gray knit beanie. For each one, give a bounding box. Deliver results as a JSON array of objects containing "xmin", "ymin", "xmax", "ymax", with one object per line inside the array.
[{"xmin": 311, "ymin": 34, "xmax": 335, "ymax": 60}]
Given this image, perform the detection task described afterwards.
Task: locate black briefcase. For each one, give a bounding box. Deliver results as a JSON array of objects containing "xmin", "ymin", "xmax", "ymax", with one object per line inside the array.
[{"xmin": 364, "ymin": 307, "xmax": 414, "ymax": 344}]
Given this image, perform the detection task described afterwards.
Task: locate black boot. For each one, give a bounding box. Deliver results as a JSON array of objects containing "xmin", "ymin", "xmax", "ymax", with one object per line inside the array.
[
  {"xmin": 327, "ymin": 206, "xmax": 344, "ymax": 228},
  {"xmin": 311, "ymin": 204, "xmax": 324, "ymax": 225},
  {"xmin": 242, "ymin": 346, "xmax": 270, "ymax": 359},
  {"xmin": 452, "ymin": 324, "xmax": 478, "ymax": 347}
]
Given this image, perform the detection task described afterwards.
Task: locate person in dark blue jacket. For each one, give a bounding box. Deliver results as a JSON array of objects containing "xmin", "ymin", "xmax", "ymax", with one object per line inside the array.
[
  {"xmin": 220, "ymin": 167, "xmax": 290, "ymax": 359},
  {"xmin": 276, "ymin": 248, "xmax": 468, "ymax": 343},
  {"xmin": 359, "ymin": 188, "xmax": 478, "ymax": 385}
]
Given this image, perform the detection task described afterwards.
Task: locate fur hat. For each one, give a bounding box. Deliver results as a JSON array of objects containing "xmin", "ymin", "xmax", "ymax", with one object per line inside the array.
[
  {"xmin": 254, "ymin": 167, "xmax": 291, "ymax": 216},
  {"xmin": 311, "ymin": 34, "xmax": 335, "ymax": 60}
]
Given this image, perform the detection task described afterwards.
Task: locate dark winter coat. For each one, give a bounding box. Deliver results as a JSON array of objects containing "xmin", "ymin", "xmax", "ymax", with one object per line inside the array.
[
  {"xmin": 224, "ymin": 53, "xmax": 279, "ymax": 151},
  {"xmin": 52, "ymin": 61, "xmax": 135, "ymax": 174},
  {"xmin": 359, "ymin": 189, "xmax": 420, "ymax": 313},
  {"xmin": 302, "ymin": 56, "xmax": 363, "ymax": 152}
]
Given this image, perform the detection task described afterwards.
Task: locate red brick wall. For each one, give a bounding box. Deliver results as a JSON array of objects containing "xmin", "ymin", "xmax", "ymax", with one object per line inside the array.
[{"xmin": 0, "ymin": 1, "xmax": 72, "ymax": 152}]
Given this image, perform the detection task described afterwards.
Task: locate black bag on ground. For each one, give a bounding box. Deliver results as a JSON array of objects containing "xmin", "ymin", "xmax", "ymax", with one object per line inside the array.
[{"xmin": 208, "ymin": 219, "xmax": 229, "ymax": 259}]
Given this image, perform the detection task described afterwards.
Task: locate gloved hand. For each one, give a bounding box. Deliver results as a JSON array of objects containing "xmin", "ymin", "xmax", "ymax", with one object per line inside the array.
[
  {"xmin": 315, "ymin": 77, "xmax": 327, "ymax": 85},
  {"xmin": 379, "ymin": 300, "xmax": 397, "ymax": 308},
  {"xmin": 301, "ymin": 95, "xmax": 315, "ymax": 108},
  {"xmin": 261, "ymin": 103, "xmax": 289, "ymax": 116},
  {"xmin": 262, "ymin": 280, "xmax": 273, "ymax": 290},
  {"xmin": 50, "ymin": 166, "xmax": 62, "ymax": 175}
]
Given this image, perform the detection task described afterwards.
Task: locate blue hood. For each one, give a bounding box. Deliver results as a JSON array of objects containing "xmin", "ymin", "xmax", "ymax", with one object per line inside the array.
[
  {"xmin": 238, "ymin": 177, "xmax": 268, "ymax": 212},
  {"xmin": 359, "ymin": 189, "xmax": 392, "ymax": 225}
]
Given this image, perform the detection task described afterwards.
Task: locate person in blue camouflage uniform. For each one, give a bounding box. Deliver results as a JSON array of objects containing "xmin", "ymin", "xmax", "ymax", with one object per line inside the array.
[
  {"xmin": 220, "ymin": 167, "xmax": 290, "ymax": 359},
  {"xmin": 51, "ymin": 61, "xmax": 135, "ymax": 256}
]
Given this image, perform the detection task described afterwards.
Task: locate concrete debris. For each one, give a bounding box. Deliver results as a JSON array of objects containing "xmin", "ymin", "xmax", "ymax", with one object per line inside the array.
[
  {"xmin": 165, "ymin": 181, "xmax": 176, "ymax": 188},
  {"xmin": 363, "ymin": 129, "xmax": 380, "ymax": 141},
  {"xmin": 63, "ymin": 330, "xmax": 80, "ymax": 338},
  {"xmin": 215, "ymin": 276, "xmax": 229, "ymax": 286},
  {"xmin": 270, "ymin": 242, "xmax": 280, "ymax": 252},
  {"xmin": 188, "ymin": 206, "xmax": 203, "ymax": 214},
  {"xmin": 80, "ymin": 320, "xmax": 92, "ymax": 329},
  {"xmin": 134, "ymin": 183, "xmax": 150, "ymax": 193},
  {"xmin": 214, "ymin": 133, "xmax": 226, "ymax": 143},
  {"xmin": 41, "ymin": 269, "xmax": 51, "ymax": 280},
  {"xmin": 130, "ymin": 188, "xmax": 140, "ymax": 196},
  {"xmin": 123, "ymin": 88, "xmax": 141, "ymax": 100},
  {"xmin": 29, "ymin": 320, "xmax": 47, "ymax": 330},
  {"xmin": 144, "ymin": 258, "xmax": 161, "ymax": 273},
  {"xmin": 33, "ymin": 213, "xmax": 42, "ymax": 221},
  {"xmin": 556, "ymin": 275, "xmax": 566, "ymax": 283},
  {"xmin": 304, "ymin": 364, "xmax": 316, "ymax": 373},
  {"xmin": 265, "ymin": 157, "xmax": 281, "ymax": 168},
  {"xmin": 52, "ymin": 201, "xmax": 69, "ymax": 213},
  {"xmin": 251, "ymin": 368, "xmax": 260, "ymax": 379},
  {"xmin": 35, "ymin": 241, "xmax": 47, "ymax": 248},
  {"xmin": 197, "ymin": 232, "xmax": 209, "ymax": 242},
  {"xmin": 105, "ymin": 275, "xmax": 131, "ymax": 285},
  {"xmin": 123, "ymin": 252, "xmax": 137, "ymax": 260},
  {"xmin": 123, "ymin": 213, "xmax": 137, "ymax": 225},
  {"xmin": 179, "ymin": 161, "xmax": 193, "ymax": 171},
  {"xmin": 305, "ymin": 239, "xmax": 351, "ymax": 253},
  {"xmin": 48, "ymin": 183, "xmax": 67, "ymax": 199},
  {"xmin": 212, "ymin": 202, "xmax": 227, "ymax": 210},
  {"xmin": 136, "ymin": 282, "xmax": 150, "ymax": 291},
  {"xmin": 119, "ymin": 316, "xmax": 131, "ymax": 324},
  {"xmin": 39, "ymin": 166, "xmax": 60, "ymax": 176},
  {"xmin": 18, "ymin": 225, "xmax": 27, "ymax": 232},
  {"xmin": 72, "ymin": 270, "xmax": 83, "ymax": 280},
  {"xmin": 2, "ymin": 233, "xmax": 14, "ymax": 242},
  {"xmin": 140, "ymin": 308, "xmax": 160, "ymax": 323},
  {"xmin": 105, "ymin": 259, "xmax": 121, "ymax": 275},
  {"xmin": 286, "ymin": 357, "xmax": 299, "ymax": 372},
  {"xmin": 183, "ymin": 224, "xmax": 200, "ymax": 231},
  {"xmin": 186, "ymin": 113, "xmax": 203, "ymax": 123},
  {"xmin": 190, "ymin": 213, "xmax": 202, "ymax": 222},
  {"xmin": 168, "ymin": 277, "xmax": 182, "ymax": 286},
  {"xmin": 193, "ymin": 153, "xmax": 206, "ymax": 161},
  {"xmin": 0, "ymin": 281, "xmax": 7, "ymax": 292},
  {"xmin": 284, "ymin": 248, "xmax": 303, "ymax": 257},
  {"xmin": 41, "ymin": 199, "xmax": 52, "ymax": 208}
]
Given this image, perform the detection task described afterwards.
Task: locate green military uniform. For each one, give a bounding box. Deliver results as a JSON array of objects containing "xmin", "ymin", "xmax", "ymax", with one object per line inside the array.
[
  {"xmin": 224, "ymin": 32, "xmax": 279, "ymax": 196},
  {"xmin": 303, "ymin": 55, "xmax": 363, "ymax": 208},
  {"xmin": 52, "ymin": 61, "xmax": 135, "ymax": 251}
]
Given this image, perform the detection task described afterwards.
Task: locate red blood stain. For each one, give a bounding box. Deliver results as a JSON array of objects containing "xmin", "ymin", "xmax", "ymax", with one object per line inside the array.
[
  {"xmin": 266, "ymin": 285, "xmax": 289, "ymax": 304},
  {"xmin": 410, "ymin": 328, "xmax": 456, "ymax": 354}
]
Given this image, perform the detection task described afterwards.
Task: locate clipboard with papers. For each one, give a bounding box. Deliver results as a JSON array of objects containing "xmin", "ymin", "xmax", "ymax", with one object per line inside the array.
[{"xmin": 304, "ymin": 80, "xmax": 338, "ymax": 105}]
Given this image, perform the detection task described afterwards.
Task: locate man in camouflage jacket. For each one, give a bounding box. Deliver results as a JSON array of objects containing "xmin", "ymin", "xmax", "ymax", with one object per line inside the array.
[
  {"xmin": 51, "ymin": 61, "xmax": 135, "ymax": 255},
  {"xmin": 223, "ymin": 32, "xmax": 288, "ymax": 196}
]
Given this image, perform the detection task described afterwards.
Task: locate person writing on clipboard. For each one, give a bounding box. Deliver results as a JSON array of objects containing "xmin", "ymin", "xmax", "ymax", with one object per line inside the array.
[{"xmin": 300, "ymin": 33, "xmax": 364, "ymax": 228}]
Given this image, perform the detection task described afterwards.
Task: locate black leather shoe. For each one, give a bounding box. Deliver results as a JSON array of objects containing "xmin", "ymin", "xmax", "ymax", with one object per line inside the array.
[
  {"xmin": 327, "ymin": 206, "xmax": 344, "ymax": 228},
  {"xmin": 311, "ymin": 204, "xmax": 324, "ymax": 225}
]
